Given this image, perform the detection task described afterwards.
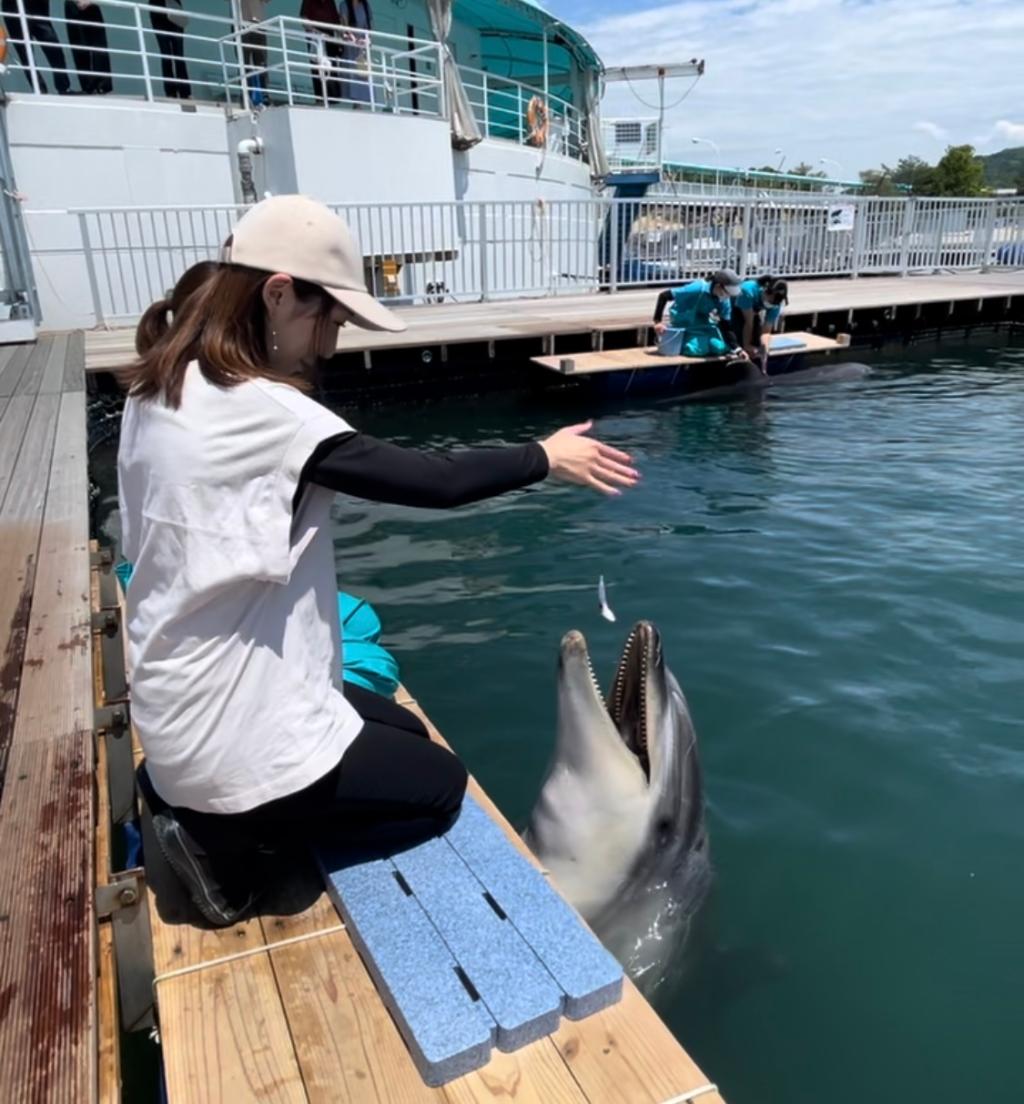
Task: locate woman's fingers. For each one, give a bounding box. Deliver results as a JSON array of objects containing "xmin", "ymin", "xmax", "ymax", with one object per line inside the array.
[
  {"xmin": 587, "ymin": 473, "xmax": 622, "ymax": 496},
  {"xmin": 597, "ymin": 443, "xmax": 633, "ymax": 466},
  {"xmin": 596, "ymin": 457, "xmax": 639, "ymax": 483}
]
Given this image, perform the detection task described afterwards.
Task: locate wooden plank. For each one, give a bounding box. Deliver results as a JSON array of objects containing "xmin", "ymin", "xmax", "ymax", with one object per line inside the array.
[
  {"xmin": 141, "ymin": 805, "xmax": 309, "ymax": 1104},
  {"xmin": 532, "ymin": 332, "xmax": 840, "ymax": 375},
  {"xmin": 0, "ymin": 396, "xmax": 35, "ymax": 511},
  {"xmin": 0, "ymin": 345, "xmax": 34, "ymax": 398},
  {"xmin": 397, "ymin": 692, "xmax": 724, "ymax": 1104},
  {"xmin": 12, "ymin": 393, "xmax": 93, "ymax": 749},
  {"xmin": 260, "ymin": 872, "xmax": 447, "ymax": 1104},
  {"xmin": 13, "ymin": 339, "xmax": 53, "ymax": 397},
  {"xmin": 40, "ymin": 335, "xmax": 71, "ymax": 395},
  {"xmin": 0, "ymin": 393, "xmax": 60, "ymax": 783},
  {"xmin": 64, "ymin": 333, "xmax": 86, "ymax": 394},
  {"xmin": 0, "ymin": 389, "xmax": 98, "ymax": 1103},
  {"xmin": 157, "ymin": 962, "xmax": 309, "ymax": 1104},
  {"xmin": 0, "ymin": 734, "xmax": 96, "ymax": 1104},
  {"xmin": 95, "ymin": 734, "xmax": 121, "ymax": 1104}
]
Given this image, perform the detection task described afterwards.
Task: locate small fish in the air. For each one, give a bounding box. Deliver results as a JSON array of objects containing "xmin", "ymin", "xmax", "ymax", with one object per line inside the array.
[{"xmin": 598, "ymin": 575, "xmax": 616, "ymax": 623}]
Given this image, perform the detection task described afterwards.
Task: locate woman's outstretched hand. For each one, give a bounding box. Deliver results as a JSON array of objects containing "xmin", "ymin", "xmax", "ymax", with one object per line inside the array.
[{"xmin": 540, "ymin": 421, "xmax": 639, "ymax": 496}]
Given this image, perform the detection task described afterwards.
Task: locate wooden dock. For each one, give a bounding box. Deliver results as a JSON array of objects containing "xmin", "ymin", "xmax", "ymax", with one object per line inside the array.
[
  {"xmin": 532, "ymin": 331, "xmax": 841, "ymax": 376},
  {"xmin": 0, "ymin": 335, "xmax": 97, "ymax": 1102},
  {"xmin": 82, "ymin": 271, "xmax": 1024, "ymax": 374}
]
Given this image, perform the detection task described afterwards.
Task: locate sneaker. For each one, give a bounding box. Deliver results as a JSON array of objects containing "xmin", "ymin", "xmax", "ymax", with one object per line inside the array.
[{"xmin": 152, "ymin": 809, "xmax": 258, "ymax": 927}]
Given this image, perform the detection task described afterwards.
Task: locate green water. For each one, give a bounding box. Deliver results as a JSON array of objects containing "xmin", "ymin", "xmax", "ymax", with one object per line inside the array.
[{"xmin": 332, "ymin": 339, "xmax": 1024, "ymax": 1104}]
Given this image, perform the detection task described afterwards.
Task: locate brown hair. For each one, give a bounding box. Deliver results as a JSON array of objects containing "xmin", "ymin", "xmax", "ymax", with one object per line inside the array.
[
  {"xmin": 135, "ymin": 260, "xmax": 221, "ymax": 356},
  {"xmin": 122, "ymin": 263, "xmax": 336, "ymax": 408}
]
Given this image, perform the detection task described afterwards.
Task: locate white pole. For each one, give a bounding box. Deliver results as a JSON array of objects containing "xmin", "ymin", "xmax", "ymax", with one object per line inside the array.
[{"xmin": 691, "ymin": 137, "xmax": 720, "ymax": 191}]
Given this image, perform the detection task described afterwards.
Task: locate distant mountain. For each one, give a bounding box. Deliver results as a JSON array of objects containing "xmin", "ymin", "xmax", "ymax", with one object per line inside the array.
[{"xmin": 979, "ymin": 147, "xmax": 1024, "ymax": 190}]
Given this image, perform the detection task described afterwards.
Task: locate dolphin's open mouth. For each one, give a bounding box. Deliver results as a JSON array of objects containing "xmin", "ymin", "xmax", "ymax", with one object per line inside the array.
[
  {"xmin": 608, "ymin": 623, "xmax": 656, "ymax": 779},
  {"xmin": 568, "ymin": 622, "xmax": 657, "ymax": 781}
]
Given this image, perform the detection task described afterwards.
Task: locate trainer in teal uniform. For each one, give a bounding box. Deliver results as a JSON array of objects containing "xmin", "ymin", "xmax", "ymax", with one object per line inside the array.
[
  {"xmin": 652, "ymin": 269, "xmax": 745, "ymax": 358},
  {"xmin": 734, "ymin": 275, "xmax": 788, "ymax": 368}
]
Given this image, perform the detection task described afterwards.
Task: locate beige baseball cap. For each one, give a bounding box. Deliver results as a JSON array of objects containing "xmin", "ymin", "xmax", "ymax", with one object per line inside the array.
[{"xmin": 222, "ymin": 195, "xmax": 406, "ymax": 333}]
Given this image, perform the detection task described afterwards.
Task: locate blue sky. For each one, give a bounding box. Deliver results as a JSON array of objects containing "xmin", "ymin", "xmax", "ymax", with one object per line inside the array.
[{"xmin": 547, "ymin": 0, "xmax": 1024, "ymax": 178}]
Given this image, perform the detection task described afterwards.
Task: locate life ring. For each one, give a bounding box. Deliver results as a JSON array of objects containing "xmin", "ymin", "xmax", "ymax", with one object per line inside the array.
[
  {"xmin": 0, "ymin": 27, "xmax": 7, "ymax": 66},
  {"xmin": 526, "ymin": 95, "xmax": 548, "ymax": 148}
]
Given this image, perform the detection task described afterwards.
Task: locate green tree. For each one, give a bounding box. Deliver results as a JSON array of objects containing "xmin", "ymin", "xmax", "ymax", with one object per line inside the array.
[
  {"xmin": 931, "ymin": 144, "xmax": 986, "ymax": 196},
  {"xmin": 859, "ymin": 167, "xmax": 898, "ymax": 196},
  {"xmin": 890, "ymin": 155, "xmax": 935, "ymax": 194}
]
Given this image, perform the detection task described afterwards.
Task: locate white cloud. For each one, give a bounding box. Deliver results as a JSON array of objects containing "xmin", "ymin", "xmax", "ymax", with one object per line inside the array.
[
  {"xmin": 556, "ymin": 0, "xmax": 1024, "ymax": 176},
  {"xmin": 914, "ymin": 121, "xmax": 949, "ymax": 143},
  {"xmin": 993, "ymin": 120, "xmax": 1024, "ymax": 144}
]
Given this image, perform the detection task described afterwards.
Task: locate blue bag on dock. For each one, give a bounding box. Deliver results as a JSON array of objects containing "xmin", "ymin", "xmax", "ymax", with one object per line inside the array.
[{"xmin": 338, "ymin": 593, "xmax": 401, "ymax": 697}]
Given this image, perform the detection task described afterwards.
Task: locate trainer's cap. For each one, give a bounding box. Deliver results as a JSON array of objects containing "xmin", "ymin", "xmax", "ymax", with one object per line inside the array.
[
  {"xmin": 710, "ymin": 268, "xmax": 743, "ymax": 296},
  {"xmin": 222, "ymin": 195, "xmax": 405, "ymax": 333}
]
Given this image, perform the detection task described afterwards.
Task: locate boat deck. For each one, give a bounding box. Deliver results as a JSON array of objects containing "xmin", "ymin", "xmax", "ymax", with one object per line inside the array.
[
  {"xmin": 0, "ymin": 335, "xmax": 97, "ymax": 1101},
  {"xmin": 82, "ymin": 271, "xmax": 1024, "ymax": 373}
]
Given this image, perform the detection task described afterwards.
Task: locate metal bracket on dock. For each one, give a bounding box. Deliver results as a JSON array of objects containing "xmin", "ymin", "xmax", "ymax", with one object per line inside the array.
[
  {"xmin": 96, "ymin": 702, "xmax": 136, "ymax": 825},
  {"xmin": 97, "ymin": 868, "xmax": 156, "ymax": 1033}
]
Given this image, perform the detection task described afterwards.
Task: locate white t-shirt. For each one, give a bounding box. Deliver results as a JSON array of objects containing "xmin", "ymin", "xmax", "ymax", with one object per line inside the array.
[{"xmin": 118, "ymin": 362, "xmax": 364, "ymax": 814}]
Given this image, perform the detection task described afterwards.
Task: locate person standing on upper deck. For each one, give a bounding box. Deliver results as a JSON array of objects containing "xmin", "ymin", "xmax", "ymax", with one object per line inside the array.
[
  {"xmin": 2, "ymin": 0, "xmax": 72, "ymax": 94},
  {"xmin": 64, "ymin": 0, "xmax": 112, "ymax": 94},
  {"xmin": 734, "ymin": 275, "xmax": 788, "ymax": 371},
  {"xmin": 300, "ymin": 0, "xmax": 343, "ymax": 104},
  {"xmin": 652, "ymin": 269, "xmax": 746, "ymax": 359},
  {"xmin": 236, "ymin": 0, "xmax": 269, "ymax": 106},
  {"xmin": 149, "ymin": 0, "xmax": 192, "ymax": 99}
]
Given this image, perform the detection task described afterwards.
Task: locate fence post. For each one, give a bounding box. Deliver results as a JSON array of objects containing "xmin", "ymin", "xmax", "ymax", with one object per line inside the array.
[
  {"xmin": 477, "ymin": 203, "xmax": 489, "ymax": 302},
  {"xmin": 481, "ymin": 72, "xmax": 489, "ymax": 137},
  {"xmin": 739, "ymin": 199, "xmax": 752, "ymax": 276},
  {"xmin": 133, "ymin": 4, "xmax": 155, "ymax": 102},
  {"xmin": 608, "ymin": 200, "xmax": 620, "ymax": 293},
  {"xmin": 280, "ymin": 20, "xmax": 294, "ymax": 105},
  {"xmin": 979, "ymin": 199, "xmax": 998, "ymax": 272},
  {"xmin": 898, "ymin": 197, "xmax": 914, "ymax": 276},
  {"xmin": 14, "ymin": 0, "xmax": 42, "ymax": 95},
  {"xmin": 850, "ymin": 199, "xmax": 866, "ymax": 278},
  {"xmin": 78, "ymin": 212, "xmax": 106, "ymax": 328}
]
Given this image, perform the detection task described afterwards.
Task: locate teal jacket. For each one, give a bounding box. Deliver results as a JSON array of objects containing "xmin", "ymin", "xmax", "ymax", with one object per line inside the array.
[{"xmin": 736, "ymin": 279, "xmax": 783, "ymax": 325}]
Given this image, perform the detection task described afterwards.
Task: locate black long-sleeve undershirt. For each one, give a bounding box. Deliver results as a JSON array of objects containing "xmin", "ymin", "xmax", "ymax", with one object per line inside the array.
[
  {"xmin": 653, "ymin": 289, "xmax": 672, "ymax": 323},
  {"xmin": 296, "ymin": 432, "xmax": 549, "ymax": 510}
]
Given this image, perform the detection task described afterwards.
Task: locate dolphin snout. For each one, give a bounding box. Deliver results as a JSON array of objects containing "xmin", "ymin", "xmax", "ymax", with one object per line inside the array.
[{"xmin": 561, "ymin": 629, "xmax": 588, "ymax": 655}]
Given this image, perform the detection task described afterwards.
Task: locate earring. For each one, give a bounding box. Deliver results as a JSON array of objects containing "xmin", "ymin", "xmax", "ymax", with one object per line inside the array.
[{"xmin": 271, "ymin": 329, "xmax": 279, "ymax": 353}]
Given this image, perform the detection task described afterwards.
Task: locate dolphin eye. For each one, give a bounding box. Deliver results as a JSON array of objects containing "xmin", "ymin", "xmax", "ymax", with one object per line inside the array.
[{"xmin": 656, "ymin": 817, "xmax": 673, "ymax": 842}]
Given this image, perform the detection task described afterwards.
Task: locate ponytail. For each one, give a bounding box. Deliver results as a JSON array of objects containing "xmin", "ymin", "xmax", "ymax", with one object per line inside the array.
[{"xmin": 135, "ymin": 297, "xmax": 174, "ymax": 355}]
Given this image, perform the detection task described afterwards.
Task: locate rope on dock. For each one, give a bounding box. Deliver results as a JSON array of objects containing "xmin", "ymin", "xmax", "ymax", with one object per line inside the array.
[
  {"xmin": 152, "ymin": 922, "xmax": 348, "ymax": 992},
  {"xmin": 659, "ymin": 1086, "xmax": 719, "ymax": 1104}
]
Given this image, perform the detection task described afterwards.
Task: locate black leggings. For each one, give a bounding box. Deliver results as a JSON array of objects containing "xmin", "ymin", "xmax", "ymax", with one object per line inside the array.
[{"xmin": 151, "ymin": 683, "xmax": 468, "ymax": 862}]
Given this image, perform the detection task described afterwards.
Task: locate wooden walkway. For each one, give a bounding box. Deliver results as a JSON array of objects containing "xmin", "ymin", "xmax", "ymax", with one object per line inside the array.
[
  {"xmin": 0, "ymin": 336, "xmax": 97, "ymax": 1102},
  {"xmin": 82, "ymin": 271, "xmax": 1024, "ymax": 373}
]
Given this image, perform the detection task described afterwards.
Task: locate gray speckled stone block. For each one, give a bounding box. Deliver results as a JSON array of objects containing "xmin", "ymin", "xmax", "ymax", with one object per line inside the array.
[
  {"xmin": 445, "ymin": 797, "xmax": 624, "ymax": 1019},
  {"xmin": 393, "ymin": 835, "xmax": 564, "ymax": 1051},
  {"xmin": 317, "ymin": 851, "xmax": 495, "ymax": 1086}
]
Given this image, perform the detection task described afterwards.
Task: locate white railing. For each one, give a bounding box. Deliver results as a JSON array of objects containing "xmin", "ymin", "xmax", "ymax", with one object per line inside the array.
[
  {"xmin": 42, "ymin": 195, "xmax": 1024, "ymax": 325},
  {"xmin": 220, "ymin": 16, "xmax": 443, "ymax": 115},
  {"xmin": 2, "ymin": 0, "xmax": 593, "ymax": 159},
  {"xmin": 3, "ymin": 0, "xmax": 445, "ymax": 116},
  {"xmin": 459, "ymin": 66, "xmax": 585, "ymax": 160}
]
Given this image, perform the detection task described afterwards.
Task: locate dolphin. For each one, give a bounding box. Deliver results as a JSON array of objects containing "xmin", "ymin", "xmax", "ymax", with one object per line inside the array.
[{"xmin": 524, "ymin": 621, "xmax": 711, "ymax": 992}]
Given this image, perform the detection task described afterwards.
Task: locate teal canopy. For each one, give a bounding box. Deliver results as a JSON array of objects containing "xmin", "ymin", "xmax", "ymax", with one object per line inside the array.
[{"xmin": 454, "ymin": 0, "xmax": 602, "ymax": 106}]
